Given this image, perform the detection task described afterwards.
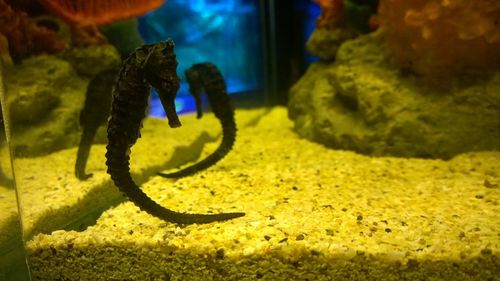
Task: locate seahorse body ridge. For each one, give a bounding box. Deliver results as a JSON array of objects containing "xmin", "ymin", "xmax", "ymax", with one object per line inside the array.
[{"xmin": 105, "ymin": 40, "xmax": 244, "ymax": 224}]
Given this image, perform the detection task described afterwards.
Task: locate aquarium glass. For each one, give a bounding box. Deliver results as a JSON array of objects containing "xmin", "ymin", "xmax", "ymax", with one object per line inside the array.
[
  {"xmin": 295, "ymin": 0, "xmax": 321, "ymax": 65},
  {"xmin": 1, "ymin": 0, "xmax": 499, "ymax": 280},
  {"xmin": 0, "ymin": 64, "xmax": 30, "ymax": 281}
]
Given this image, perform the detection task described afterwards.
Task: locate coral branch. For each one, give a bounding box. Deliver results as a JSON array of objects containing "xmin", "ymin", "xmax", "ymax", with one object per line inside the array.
[
  {"xmin": 38, "ymin": 0, "xmax": 165, "ymax": 47},
  {"xmin": 39, "ymin": 0, "xmax": 165, "ymax": 26},
  {"xmin": 314, "ymin": 0, "xmax": 345, "ymax": 29},
  {"xmin": 0, "ymin": 0, "xmax": 65, "ymax": 61}
]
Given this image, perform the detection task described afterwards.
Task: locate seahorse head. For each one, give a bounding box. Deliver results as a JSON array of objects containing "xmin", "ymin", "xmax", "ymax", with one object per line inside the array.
[
  {"xmin": 142, "ymin": 40, "xmax": 179, "ymax": 89},
  {"xmin": 142, "ymin": 40, "xmax": 182, "ymax": 128}
]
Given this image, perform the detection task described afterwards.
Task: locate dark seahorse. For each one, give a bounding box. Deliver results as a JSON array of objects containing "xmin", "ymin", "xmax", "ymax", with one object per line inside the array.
[
  {"xmin": 105, "ymin": 40, "xmax": 245, "ymax": 224},
  {"xmin": 158, "ymin": 63, "xmax": 236, "ymax": 178},
  {"xmin": 75, "ymin": 67, "xmax": 116, "ymax": 180}
]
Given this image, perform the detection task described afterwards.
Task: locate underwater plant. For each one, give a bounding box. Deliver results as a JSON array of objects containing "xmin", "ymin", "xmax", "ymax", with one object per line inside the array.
[
  {"xmin": 158, "ymin": 63, "xmax": 236, "ymax": 179},
  {"xmin": 38, "ymin": 0, "xmax": 165, "ymax": 46},
  {"xmin": 378, "ymin": 0, "xmax": 500, "ymax": 78},
  {"xmin": 75, "ymin": 67, "xmax": 117, "ymax": 180},
  {"xmin": 105, "ymin": 40, "xmax": 245, "ymax": 224},
  {"xmin": 0, "ymin": 0, "xmax": 65, "ymax": 61}
]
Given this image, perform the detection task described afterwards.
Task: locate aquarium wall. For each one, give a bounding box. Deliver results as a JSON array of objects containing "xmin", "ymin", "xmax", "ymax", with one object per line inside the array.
[
  {"xmin": 1, "ymin": 0, "xmax": 498, "ymax": 280},
  {"xmin": 0, "ymin": 62, "xmax": 30, "ymax": 280}
]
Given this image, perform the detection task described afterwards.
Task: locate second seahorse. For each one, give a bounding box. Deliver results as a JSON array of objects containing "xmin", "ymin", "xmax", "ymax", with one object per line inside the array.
[
  {"xmin": 105, "ymin": 40, "xmax": 245, "ymax": 224},
  {"xmin": 158, "ymin": 62, "xmax": 236, "ymax": 178},
  {"xmin": 75, "ymin": 67, "xmax": 116, "ymax": 180}
]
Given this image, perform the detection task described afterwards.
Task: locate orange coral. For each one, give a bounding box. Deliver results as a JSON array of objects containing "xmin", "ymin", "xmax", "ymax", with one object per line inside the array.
[
  {"xmin": 314, "ymin": 0, "xmax": 345, "ymax": 29},
  {"xmin": 39, "ymin": 0, "xmax": 165, "ymax": 26},
  {"xmin": 38, "ymin": 0, "xmax": 165, "ymax": 46},
  {"xmin": 378, "ymin": 0, "xmax": 500, "ymax": 77}
]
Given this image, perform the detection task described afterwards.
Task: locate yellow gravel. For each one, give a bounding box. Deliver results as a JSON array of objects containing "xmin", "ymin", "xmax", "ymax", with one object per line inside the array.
[{"xmin": 24, "ymin": 107, "xmax": 499, "ymax": 281}]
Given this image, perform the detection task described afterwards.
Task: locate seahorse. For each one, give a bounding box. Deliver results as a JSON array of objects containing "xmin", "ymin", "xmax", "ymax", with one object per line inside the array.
[
  {"xmin": 158, "ymin": 63, "xmax": 236, "ymax": 178},
  {"xmin": 105, "ymin": 40, "xmax": 244, "ymax": 224},
  {"xmin": 75, "ymin": 67, "xmax": 116, "ymax": 180}
]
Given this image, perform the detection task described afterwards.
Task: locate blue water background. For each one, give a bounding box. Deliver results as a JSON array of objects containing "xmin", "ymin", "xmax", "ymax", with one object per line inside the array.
[{"xmin": 138, "ymin": 0, "xmax": 319, "ymax": 116}]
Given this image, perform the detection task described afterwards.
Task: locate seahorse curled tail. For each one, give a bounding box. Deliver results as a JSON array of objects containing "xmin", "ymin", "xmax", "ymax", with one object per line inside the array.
[{"xmin": 158, "ymin": 62, "xmax": 236, "ymax": 178}]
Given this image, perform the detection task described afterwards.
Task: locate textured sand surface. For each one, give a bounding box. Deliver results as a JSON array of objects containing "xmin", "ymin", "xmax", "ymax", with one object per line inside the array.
[
  {"xmin": 23, "ymin": 107, "xmax": 499, "ymax": 281},
  {"xmin": 14, "ymin": 109, "xmax": 267, "ymax": 239}
]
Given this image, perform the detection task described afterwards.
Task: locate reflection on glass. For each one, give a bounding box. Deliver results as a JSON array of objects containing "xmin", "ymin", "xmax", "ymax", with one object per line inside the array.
[{"xmin": 0, "ymin": 62, "xmax": 30, "ymax": 281}]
